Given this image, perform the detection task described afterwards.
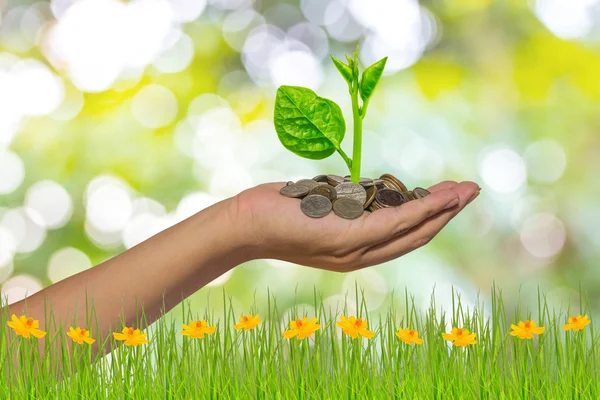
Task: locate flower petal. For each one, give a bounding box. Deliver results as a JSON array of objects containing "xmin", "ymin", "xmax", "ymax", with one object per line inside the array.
[
  {"xmin": 360, "ymin": 329, "xmax": 375, "ymax": 338},
  {"xmin": 282, "ymin": 330, "xmax": 298, "ymax": 339},
  {"xmin": 31, "ymin": 329, "xmax": 46, "ymax": 339}
]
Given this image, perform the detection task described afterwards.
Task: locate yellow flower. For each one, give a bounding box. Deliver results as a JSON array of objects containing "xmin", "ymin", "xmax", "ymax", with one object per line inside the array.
[
  {"xmin": 181, "ymin": 320, "xmax": 216, "ymax": 339},
  {"xmin": 509, "ymin": 320, "xmax": 545, "ymax": 339},
  {"xmin": 563, "ymin": 315, "xmax": 591, "ymax": 332},
  {"xmin": 234, "ymin": 314, "xmax": 261, "ymax": 331},
  {"xmin": 282, "ymin": 317, "xmax": 320, "ymax": 340},
  {"xmin": 395, "ymin": 328, "xmax": 424, "ymax": 345},
  {"xmin": 6, "ymin": 314, "xmax": 46, "ymax": 339},
  {"xmin": 113, "ymin": 327, "xmax": 149, "ymax": 346},
  {"xmin": 66, "ymin": 326, "xmax": 96, "ymax": 345},
  {"xmin": 336, "ymin": 315, "xmax": 375, "ymax": 339},
  {"xmin": 442, "ymin": 327, "xmax": 477, "ymax": 347}
]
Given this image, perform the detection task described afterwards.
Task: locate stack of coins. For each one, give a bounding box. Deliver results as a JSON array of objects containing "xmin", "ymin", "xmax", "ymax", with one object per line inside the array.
[{"xmin": 280, "ymin": 173, "xmax": 431, "ymax": 220}]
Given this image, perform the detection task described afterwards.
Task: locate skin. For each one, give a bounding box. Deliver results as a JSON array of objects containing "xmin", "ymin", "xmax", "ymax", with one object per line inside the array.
[{"xmin": 2, "ymin": 179, "xmax": 479, "ymax": 373}]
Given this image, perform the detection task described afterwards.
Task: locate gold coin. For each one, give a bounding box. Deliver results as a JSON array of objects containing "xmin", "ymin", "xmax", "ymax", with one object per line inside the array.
[
  {"xmin": 364, "ymin": 185, "xmax": 377, "ymax": 209},
  {"xmin": 403, "ymin": 191, "xmax": 416, "ymax": 201},
  {"xmin": 379, "ymin": 176, "xmax": 399, "ymax": 191},
  {"xmin": 379, "ymin": 174, "xmax": 408, "ymax": 192},
  {"xmin": 309, "ymin": 184, "xmax": 337, "ymax": 201}
]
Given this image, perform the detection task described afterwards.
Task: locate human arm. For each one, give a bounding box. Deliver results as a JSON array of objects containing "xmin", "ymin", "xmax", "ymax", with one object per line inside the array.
[{"xmin": 3, "ymin": 179, "xmax": 479, "ymax": 367}]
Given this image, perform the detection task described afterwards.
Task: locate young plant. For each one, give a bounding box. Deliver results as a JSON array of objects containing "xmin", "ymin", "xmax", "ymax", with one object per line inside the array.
[{"xmin": 274, "ymin": 47, "xmax": 387, "ymax": 183}]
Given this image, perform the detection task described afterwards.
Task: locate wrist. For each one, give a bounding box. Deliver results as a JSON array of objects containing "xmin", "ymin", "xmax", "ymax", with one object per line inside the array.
[{"xmin": 196, "ymin": 195, "xmax": 260, "ymax": 264}]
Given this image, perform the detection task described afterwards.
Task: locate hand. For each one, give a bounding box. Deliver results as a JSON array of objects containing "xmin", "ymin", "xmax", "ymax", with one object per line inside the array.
[{"xmin": 232, "ymin": 180, "xmax": 480, "ymax": 272}]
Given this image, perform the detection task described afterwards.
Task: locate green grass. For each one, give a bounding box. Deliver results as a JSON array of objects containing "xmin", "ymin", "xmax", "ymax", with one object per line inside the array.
[{"xmin": 0, "ymin": 283, "xmax": 598, "ymax": 399}]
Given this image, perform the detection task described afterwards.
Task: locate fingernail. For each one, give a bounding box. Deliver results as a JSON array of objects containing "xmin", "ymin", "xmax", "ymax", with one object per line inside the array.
[
  {"xmin": 444, "ymin": 198, "xmax": 460, "ymax": 209},
  {"xmin": 467, "ymin": 190, "xmax": 480, "ymax": 204}
]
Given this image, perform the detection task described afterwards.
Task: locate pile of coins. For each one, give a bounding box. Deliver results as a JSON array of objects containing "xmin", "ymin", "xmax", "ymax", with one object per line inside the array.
[{"xmin": 280, "ymin": 173, "xmax": 431, "ymax": 220}]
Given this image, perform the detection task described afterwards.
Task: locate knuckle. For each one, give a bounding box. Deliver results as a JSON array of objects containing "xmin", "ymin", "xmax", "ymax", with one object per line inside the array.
[
  {"xmin": 390, "ymin": 208, "xmax": 410, "ymax": 233},
  {"xmin": 413, "ymin": 234, "xmax": 434, "ymax": 249}
]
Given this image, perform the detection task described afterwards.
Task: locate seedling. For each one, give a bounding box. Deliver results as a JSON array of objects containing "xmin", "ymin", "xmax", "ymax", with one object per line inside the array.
[{"xmin": 274, "ymin": 47, "xmax": 387, "ymax": 183}]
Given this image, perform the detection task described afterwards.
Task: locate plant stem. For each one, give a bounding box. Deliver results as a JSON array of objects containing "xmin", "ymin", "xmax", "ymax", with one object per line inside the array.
[
  {"xmin": 337, "ymin": 147, "xmax": 352, "ymax": 171},
  {"xmin": 350, "ymin": 84, "xmax": 362, "ymax": 183}
]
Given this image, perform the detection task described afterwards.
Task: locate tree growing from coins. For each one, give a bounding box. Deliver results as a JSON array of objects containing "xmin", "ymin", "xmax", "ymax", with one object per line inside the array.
[
  {"xmin": 274, "ymin": 47, "xmax": 431, "ymax": 220},
  {"xmin": 274, "ymin": 47, "xmax": 386, "ymax": 183}
]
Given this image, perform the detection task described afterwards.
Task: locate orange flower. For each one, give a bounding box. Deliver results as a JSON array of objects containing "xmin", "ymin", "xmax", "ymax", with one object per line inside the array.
[
  {"xmin": 336, "ymin": 315, "xmax": 375, "ymax": 338},
  {"xmin": 113, "ymin": 327, "xmax": 148, "ymax": 346},
  {"xmin": 282, "ymin": 317, "xmax": 320, "ymax": 340},
  {"xmin": 66, "ymin": 326, "xmax": 96, "ymax": 345},
  {"xmin": 509, "ymin": 320, "xmax": 545, "ymax": 339},
  {"xmin": 563, "ymin": 315, "xmax": 591, "ymax": 331},
  {"xmin": 442, "ymin": 327, "xmax": 477, "ymax": 347},
  {"xmin": 181, "ymin": 320, "xmax": 216, "ymax": 339},
  {"xmin": 6, "ymin": 314, "xmax": 46, "ymax": 339},
  {"xmin": 234, "ymin": 314, "xmax": 261, "ymax": 331},
  {"xmin": 395, "ymin": 328, "xmax": 424, "ymax": 345}
]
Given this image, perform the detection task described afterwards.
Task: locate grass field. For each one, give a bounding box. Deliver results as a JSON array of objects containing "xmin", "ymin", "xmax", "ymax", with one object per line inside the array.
[{"xmin": 0, "ymin": 283, "xmax": 597, "ymax": 399}]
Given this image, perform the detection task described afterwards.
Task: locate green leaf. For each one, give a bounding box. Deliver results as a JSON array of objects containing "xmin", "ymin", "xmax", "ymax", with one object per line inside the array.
[
  {"xmin": 274, "ymin": 86, "xmax": 346, "ymax": 160},
  {"xmin": 345, "ymin": 55, "xmax": 358, "ymax": 81},
  {"xmin": 359, "ymin": 56, "xmax": 388, "ymax": 102},
  {"xmin": 330, "ymin": 55, "xmax": 354, "ymax": 86},
  {"xmin": 345, "ymin": 55, "xmax": 354, "ymax": 66}
]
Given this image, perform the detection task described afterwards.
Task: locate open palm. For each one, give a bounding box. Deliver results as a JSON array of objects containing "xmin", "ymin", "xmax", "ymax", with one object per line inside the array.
[{"xmin": 233, "ymin": 180, "xmax": 480, "ymax": 272}]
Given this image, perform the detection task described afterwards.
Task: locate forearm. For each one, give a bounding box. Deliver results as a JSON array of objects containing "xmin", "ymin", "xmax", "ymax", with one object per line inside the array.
[{"xmin": 4, "ymin": 195, "xmax": 252, "ymax": 359}]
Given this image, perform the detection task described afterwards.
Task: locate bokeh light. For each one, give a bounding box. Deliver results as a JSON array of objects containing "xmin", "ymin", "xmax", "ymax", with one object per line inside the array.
[
  {"xmin": 0, "ymin": 227, "xmax": 16, "ymax": 268},
  {"xmin": 0, "ymin": 208, "xmax": 47, "ymax": 253},
  {"xmin": 1, "ymin": 274, "xmax": 43, "ymax": 304},
  {"xmin": 479, "ymin": 147, "xmax": 527, "ymax": 195},
  {"xmin": 25, "ymin": 180, "xmax": 73, "ymax": 229},
  {"xmin": 48, "ymin": 247, "xmax": 92, "ymax": 283},
  {"xmin": 131, "ymin": 84, "xmax": 179, "ymax": 128},
  {"xmin": 520, "ymin": 213, "xmax": 566, "ymax": 259},
  {"xmin": 523, "ymin": 140, "xmax": 567, "ymax": 184},
  {"xmin": 85, "ymin": 176, "xmax": 134, "ymax": 233},
  {"xmin": 152, "ymin": 31, "xmax": 195, "ymax": 74},
  {"xmin": 534, "ymin": 0, "xmax": 599, "ymax": 40},
  {"xmin": 269, "ymin": 48, "xmax": 323, "ymax": 90},
  {"xmin": 0, "ymin": 150, "xmax": 25, "ymax": 195}
]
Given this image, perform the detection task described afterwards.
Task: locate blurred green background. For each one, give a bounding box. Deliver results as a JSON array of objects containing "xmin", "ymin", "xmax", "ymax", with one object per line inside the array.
[{"xmin": 0, "ymin": 0, "xmax": 598, "ymax": 323}]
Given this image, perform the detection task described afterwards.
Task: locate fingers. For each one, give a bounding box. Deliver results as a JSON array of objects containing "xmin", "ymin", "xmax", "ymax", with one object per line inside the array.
[
  {"xmin": 354, "ymin": 186, "xmax": 465, "ymax": 248},
  {"xmin": 427, "ymin": 180, "xmax": 459, "ymax": 193},
  {"xmin": 356, "ymin": 182, "xmax": 480, "ymax": 267}
]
